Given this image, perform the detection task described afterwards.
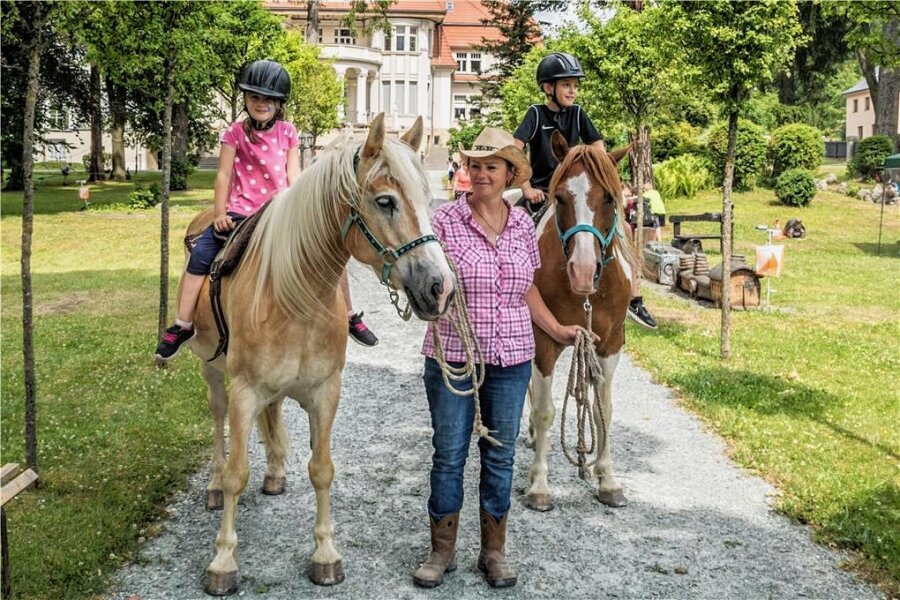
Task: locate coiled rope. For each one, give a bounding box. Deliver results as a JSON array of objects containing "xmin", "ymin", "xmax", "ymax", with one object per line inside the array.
[
  {"xmin": 429, "ymin": 258, "xmax": 500, "ymax": 447},
  {"xmin": 559, "ymin": 298, "xmax": 607, "ymax": 479}
]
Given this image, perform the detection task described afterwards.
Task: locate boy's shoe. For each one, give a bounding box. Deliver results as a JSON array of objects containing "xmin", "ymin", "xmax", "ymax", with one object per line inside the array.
[
  {"xmin": 348, "ymin": 312, "xmax": 379, "ymax": 347},
  {"xmin": 155, "ymin": 324, "xmax": 196, "ymax": 360},
  {"xmin": 627, "ymin": 297, "xmax": 658, "ymax": 330}
]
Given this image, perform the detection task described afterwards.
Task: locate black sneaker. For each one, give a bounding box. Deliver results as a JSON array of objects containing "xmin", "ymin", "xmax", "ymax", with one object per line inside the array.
[
  {"xmin": 348, "ymin": 312, "xmax": 378, "ymax": 347},
  {"xmin": 155, "ymin": 324, "xmax": 196, "ymax": 360},
  {"xmin": 627, "ymin": 297, "xmax": 658, "ymax": 330}
]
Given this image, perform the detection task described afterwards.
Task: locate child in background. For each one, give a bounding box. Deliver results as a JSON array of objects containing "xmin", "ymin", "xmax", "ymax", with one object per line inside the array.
[{"xmin": 451, "ymin": 162, "xmax": 472, "ymax": 201}]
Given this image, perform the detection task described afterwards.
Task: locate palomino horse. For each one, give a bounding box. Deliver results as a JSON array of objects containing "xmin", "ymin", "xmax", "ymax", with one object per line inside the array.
[
  {"xmin": 525, "ymin": 132, "xmax": 637, "ymax": 511},
  {"xmin": 181, "ymin": 114, "xmax": 454, "ymax": 595}
]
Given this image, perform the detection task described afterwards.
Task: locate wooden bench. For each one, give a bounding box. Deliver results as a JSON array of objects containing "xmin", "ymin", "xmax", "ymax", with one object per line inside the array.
[
  {"xmin": 669, "ymin": 212, "xmax": 734, "ymax": 254},
  {"xmin": 1, "ymin": 463, "xmax": 39, "ymax": 599}
]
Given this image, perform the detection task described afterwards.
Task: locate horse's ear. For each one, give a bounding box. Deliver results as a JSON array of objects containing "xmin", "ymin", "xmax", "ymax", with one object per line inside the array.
[
  {"xmin": 608, "ymin": 144, "xmax": 631, "ymax": 165},
  {"xmin": 550, "ymin": 130, "xmax": 569, "ymax": 162},
  {"xmin": 400, "ymin": 116, "xmax": 423, "ymax": 151},
  {"xmin": 362, "ymin": 113, "xmax": 386, "ymax": 159}
]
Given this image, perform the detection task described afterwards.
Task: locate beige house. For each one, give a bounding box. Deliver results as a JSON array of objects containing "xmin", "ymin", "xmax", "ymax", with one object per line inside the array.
[{"xmin": 841, "ymin": 72, "xmax": 900, "ymax": 141}]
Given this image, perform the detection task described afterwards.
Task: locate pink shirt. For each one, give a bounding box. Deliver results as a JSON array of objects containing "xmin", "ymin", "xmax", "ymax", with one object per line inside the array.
[
  {"xmin": 221, "ymin": 120, "xmax": 299, "ymax": 216},
  {"xmin": 422, "ymin": 198, "xmax": 541, "ymax": 366}
]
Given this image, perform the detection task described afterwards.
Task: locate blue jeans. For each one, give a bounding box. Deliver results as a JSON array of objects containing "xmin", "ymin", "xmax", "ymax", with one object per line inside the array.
[
  {"xmin": 423, "ymin": 357, "xmax": 531, "ymax": 521},
  {"xmin": 186, "ymin": 212, "xmax": 245, "ymax": 276}
]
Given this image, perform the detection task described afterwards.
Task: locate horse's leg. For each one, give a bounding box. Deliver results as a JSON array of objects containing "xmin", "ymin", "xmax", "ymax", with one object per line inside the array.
[
  {"xmin": 524, "ymin": 380, "xmax": 537, "ymax": 450},
  {"xmin": 205, "ymin": 380, "xmax": 260, "ymax": 596},
  {"xmin": 201, "ymin": 362, "xmax": 227, "ymax": 511},
  {"xmin": 257, "ymin": 398, "xmax": 289, "ymax": 495},
  {"xmin": 305, "ymin": 373, "xmax": 344, "ymax": 586},
  {"xmin": 525, "ymin": 363, "xmax": 555, "ymax": 512},
  {"xmin": 594, "ymin": 353, "xmax": 626, "ymax": 507}
]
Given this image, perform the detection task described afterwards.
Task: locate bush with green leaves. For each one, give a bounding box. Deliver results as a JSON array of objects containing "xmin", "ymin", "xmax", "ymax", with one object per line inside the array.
[
  {"xmin": 128, "ymin": 183, "xmax": 161, "ymax": 209},
  {"xmin": 848, "ymin": 135, "xmax": 894, "ymax": 180},
  {"xmin": 768, "ymin": 123, "xmax": 824, "ymax": 176},
  {"xmin": 654, "ymin": 154, "xmax": 710, "ymax": 200},
  {"xmin": 171, "ymin": 158, "xmax": 194, "ymax": 191},
  {"xmin": 651, "ymin": 122, "xmax": 702, "ymax": 162},
  {"xmin": 81, "ymin": 151, "xmax": 112, "ymax": 174},
  {"xmin": 706, "ymin": 119, "xmax": 768, "ymax": 191},
  {"xmin": 775, "ymin": 168, "xmax": 816, "ymax": 207}
]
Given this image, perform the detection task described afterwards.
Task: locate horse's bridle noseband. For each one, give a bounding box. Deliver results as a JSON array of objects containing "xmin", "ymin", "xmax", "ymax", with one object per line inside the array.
[
  {"xmin": 555, "ymin": 211, "xmax": 619, "ymax": 286},
  {"xmin": 341, "ymin": 147, "xmax": 440, "ymax": 289}
]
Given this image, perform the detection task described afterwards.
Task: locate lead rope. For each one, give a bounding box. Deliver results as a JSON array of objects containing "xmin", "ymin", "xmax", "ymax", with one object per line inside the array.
[
  {"xmin": 559, "ymin": 297, "xmax": 607, "ymax": 479},
  {"xmin": 429, "ymin": 257, "xmax": 501, "ymax": 447}
]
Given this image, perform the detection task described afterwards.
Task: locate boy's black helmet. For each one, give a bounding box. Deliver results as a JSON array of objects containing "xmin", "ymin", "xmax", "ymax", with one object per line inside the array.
[
  {"xmin": 237, "ymin": 60, "xmax": 291, "ymax": 100},
  {"xmin": 536, "ymin": 52, "xmax": 585, "ymax": 86}
]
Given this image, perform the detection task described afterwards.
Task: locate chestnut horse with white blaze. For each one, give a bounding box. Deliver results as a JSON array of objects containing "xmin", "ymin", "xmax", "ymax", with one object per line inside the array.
[
  {"xmin": 180, "ymin": 114, "xmax": 454, "ymax": 595},
  {"xmin": 526, "ymin": 131, "xmax": 638, "ymax": 511}
]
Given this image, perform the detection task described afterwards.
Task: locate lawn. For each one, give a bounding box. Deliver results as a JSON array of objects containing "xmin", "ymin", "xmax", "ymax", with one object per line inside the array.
[
  {"xmin": 1, "ymin": 167, "xmax": 897, "ymax": 597},
  {"xmin": 626, "ymin": 175, "xmax": 899, "ymax": 592}
]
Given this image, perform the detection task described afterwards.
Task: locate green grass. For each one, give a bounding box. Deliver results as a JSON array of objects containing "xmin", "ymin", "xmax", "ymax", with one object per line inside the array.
[
  {"xmin": 1, "ymin": 173, "xmax": 215, "ymax": 599},
  {"xmin": 631, "ymin": 186, "xmax": 899, "ymax": 592},
  {"xmin": 1, "ymin": 172, "xmax": 897, "ymax": 596}
]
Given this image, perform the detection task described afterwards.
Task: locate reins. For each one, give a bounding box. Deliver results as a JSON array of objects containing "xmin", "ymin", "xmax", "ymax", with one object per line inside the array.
[{"xmin": 559, "ymin": 296, "xmax": 607, "ymax": 480}]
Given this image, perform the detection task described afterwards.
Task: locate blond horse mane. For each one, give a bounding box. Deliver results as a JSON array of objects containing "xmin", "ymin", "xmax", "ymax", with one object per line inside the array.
[
  {"xmin": 243, "ymin": 132, "xmax": 429, "ymax": 324},
  {"xmin": 548, "ymin": 144, "xmax": 641, "ymax": 276}
]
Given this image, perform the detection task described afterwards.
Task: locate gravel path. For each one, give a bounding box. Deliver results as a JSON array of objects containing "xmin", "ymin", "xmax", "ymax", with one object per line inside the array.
[{"xmin": 110, "ymin": 184, "xmax": 879, "ymax": 600}]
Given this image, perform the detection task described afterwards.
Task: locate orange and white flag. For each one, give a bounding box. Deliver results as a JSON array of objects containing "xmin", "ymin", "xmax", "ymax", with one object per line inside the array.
[{"xmin": 755, "ymin": 244, "xmax": 784, "ymax": 277}]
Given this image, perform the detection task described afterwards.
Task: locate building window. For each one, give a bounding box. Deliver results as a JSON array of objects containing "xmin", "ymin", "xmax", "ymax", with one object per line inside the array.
[
  {"xmin": 409, "ymin": 81, "xmax": 418, "ymax": 115},
  {"xmin": 858, "ymin": 126, "xmax": 864, "ymax": 139},
  {"xmin": 334, "ymin": 28, "xmax": 356, "ymax": 45},
  {"xmin": 455, "ymin": 52, "xmax": 481, "ymax": 74},
  {"xmin": 46, "ymin": 139, "xmax": 68, "ymax": 161},
  {"xmin": 396, "ymin": 80, "xmax": 406, "ymax": 114},
  {"xmin": 392, "ymin": 25, "xmax": 418, "ymax": 52},
  {"xmin": 864, "ymin": 96, "xmax": 870, "ymax": 111},
  {"xmin": 453, "ymin": 94, "xmax": 467, "ymax": 120},
  {"xmin": 47, "ymin": 106, "xmax": 68, "ymax": 130},
  {"xmin": 853, "ymin": 98, "xmax": 858, "ymax": 113},
  {"xmin": 382, "ymin": 81, "xmax": 392, "ymax": 114}
]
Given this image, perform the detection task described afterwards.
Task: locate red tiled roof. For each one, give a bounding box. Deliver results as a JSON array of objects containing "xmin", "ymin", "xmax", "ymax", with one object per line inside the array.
[
  {"xmin": 442, "ymin": 0, "xmax": 490, "ymax": 24},
  {"xmin": 443, "ymin": 26, "xmax": 497, "ymax": 48},
  {"xmin": 432, "ymin": 29, "xmax": 457, "ymax": 68}
]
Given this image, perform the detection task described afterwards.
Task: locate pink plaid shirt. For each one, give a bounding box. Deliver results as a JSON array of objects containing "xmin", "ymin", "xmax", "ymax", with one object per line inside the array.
[{"xmin": 422, "ymin": 198, "xmax": 540, "ymax": 366}]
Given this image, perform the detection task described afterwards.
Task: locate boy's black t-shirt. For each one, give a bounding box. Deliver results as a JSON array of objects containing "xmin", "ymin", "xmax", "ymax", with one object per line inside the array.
[{"xmin": 513, "ymin": 104, "xmax": 602, "ymax": 192}]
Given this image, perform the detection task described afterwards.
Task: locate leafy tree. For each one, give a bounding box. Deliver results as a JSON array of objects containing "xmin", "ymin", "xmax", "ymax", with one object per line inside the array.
[
  {"xmin": 1, "ymin": 2, "xmax": 89, "ymax": 191},
  {"xmin": 448, "ymin": 117, "xmax": 489, "ymax": 157},
  {"xmin": 474, "ymin": 1, "xmax": 542, "ymax": 107},
  {"xmin": 825, "ymin": 1, "xmax": 900, "ymax": 147},
  {"xmin": 706, "ymin": 119, "xmax": 768, "ymax": 191},
  {"xmin": 281, "ymin": 32, "xmax": 343, "ymax": 155},
  {"xmin": 667, "ymin": 0, "xmax": 802, "ymax": 359},
  {"xmin": 848, "ymin": 135, "xmax": 894, "ymax": 179}
]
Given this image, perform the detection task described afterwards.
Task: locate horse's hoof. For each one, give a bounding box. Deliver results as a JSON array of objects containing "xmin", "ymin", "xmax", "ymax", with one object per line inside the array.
[
  {"xmin": 205, "ymin": 569, "xmax": 240, "ymax": 596},
  {"xmin": 205, "ymin": 490, "xmax": 224, "ymax": 511},
  {"xmin": 525, "ymin": 492, "xmax": 554, "ymax": 512},
  {"xmin": 261, "ymin": 475, "xmax": 286, "ymax": 495},
  {"xmin": 597, "ymin": 489, "xmax": 627, "ymax": 507},
  {"xmin": 308, "ymin": 560, "xmax": 345, "ymax": 586}
]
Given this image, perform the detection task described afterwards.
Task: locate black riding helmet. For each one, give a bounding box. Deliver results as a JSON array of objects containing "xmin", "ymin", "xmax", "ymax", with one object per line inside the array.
[
  {"xmin": 237, "ymin": 60, "xmax": 291, "ymax": 100},
  {"xmin": 536, "ymin": 52, "xmax": 585, "ymax": 112}
]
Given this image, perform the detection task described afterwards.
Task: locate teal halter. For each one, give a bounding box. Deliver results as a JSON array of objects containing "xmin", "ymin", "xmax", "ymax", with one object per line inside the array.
[
  {"xmin": 555, "ymin": 210, "xmax": 619, "ymax": 286},
  {"xmin": 340, "ymin": 148, "xmax": 439, "ymax": 287}
]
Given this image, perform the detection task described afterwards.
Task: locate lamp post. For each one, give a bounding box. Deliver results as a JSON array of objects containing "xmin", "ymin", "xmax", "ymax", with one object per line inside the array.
[{"xmin": 300, "ymin": 133, "xmax": 315, "ymax": 169}]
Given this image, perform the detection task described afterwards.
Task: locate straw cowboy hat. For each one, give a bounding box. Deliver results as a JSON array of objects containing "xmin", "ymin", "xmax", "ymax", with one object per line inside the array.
[{"xmin": 458, "ymin": 128, "xmax": 532, "ymax": 186}]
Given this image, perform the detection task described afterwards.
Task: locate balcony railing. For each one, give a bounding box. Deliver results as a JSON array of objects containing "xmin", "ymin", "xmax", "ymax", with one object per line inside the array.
[{"xmin": 320, "ymin": 44, "xmax": 382, "ymax": 66}]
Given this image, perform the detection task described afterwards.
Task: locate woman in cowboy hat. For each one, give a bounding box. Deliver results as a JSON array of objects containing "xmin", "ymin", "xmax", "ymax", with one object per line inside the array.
[{"xmin": 414, "ymin": 128, "xmax": 594, "ymax": 589}]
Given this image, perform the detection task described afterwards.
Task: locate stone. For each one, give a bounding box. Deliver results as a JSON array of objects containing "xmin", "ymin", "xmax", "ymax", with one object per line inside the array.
[
  {"xmin": 838, "ymin": 182, "xmax": 849, "ymax": 195},
  {"xmin": 825, "ymin": 173, "xmax": 838, "ymax": 184},
  {"xmin": 816, "ymin": 180, "xmax": 828, "ymax": 190}
]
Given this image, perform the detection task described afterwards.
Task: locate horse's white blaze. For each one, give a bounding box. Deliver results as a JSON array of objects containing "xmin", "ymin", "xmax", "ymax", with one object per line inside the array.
[
  {"xmin": 566, "ymin": 173, "xmax": 597, "ymax": 264},
  {"xmin": 613, "ymin": 245, "xmax": 634, "ymax": 284}
]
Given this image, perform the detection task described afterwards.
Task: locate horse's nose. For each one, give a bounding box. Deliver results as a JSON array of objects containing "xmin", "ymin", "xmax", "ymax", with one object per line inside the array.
[
  {"xmin": 567, "ymin": 258, "xmax": 597, "ymax": 295},
  {"xmin": 428, "ymin": 274, "xmax": 443, "ymax": 304}
]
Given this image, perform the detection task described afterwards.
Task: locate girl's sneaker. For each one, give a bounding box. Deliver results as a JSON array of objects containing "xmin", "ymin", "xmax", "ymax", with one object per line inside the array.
[
  {"xmin": 348, "ymin": 312, "xmax": 378, "ymax": 347},
  {"xmin": 155, "ymin": 324, "xmax": 196, "ymax": 360}
]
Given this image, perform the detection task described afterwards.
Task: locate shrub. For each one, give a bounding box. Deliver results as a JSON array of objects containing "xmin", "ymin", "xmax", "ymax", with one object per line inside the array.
[
  {"xmin": 654, "ymin": 154, "xmax": 710, "ymax": 200},
  {"xmin": 170, "ymin": 158, "xmax": 193, "ymax": 191},
  {"xmin": 651, "ymin": 122, "xmax": 702, "ymax": 162},
  {"xmin": 847, "ymin": 182, "xmax": 859, "ymax": 197},
  {"xmin": 128, "ymin": 183, "xmax": 161, "ymax": 209},
  {"xmin": 706, "ymin": 119, "xmax": 768, "ymax": 191},
  {"xmin": 768, "ymin": 123, "xmax": 824, "ymax": 176},
  {"xmin": 775, "ymin": 168, "xmax": 816, "ymax": 207},
  {"xmin": 81, "ymin": 151, "xmax": 112, "ymax": 174},
  {"xmin": 848, "ymin": 135, "xmax": 894, "ymax": 179}
]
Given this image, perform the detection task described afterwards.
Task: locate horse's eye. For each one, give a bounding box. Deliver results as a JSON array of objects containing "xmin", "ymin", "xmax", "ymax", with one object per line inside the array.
[{"xmin": 375, "ymin": 195, "xmax": 396, "ymax": 212}]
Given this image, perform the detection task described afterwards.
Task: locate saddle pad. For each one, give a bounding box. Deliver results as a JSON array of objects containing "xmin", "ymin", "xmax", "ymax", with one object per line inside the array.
[{"xmin": 214, "ymin": 201, "xmax": 272, "ymax": 278}]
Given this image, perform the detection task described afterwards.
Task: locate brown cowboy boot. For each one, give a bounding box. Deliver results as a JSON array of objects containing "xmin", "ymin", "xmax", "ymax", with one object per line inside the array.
[
  {"xmin": 477, "ymin": 509, "xmax": 517, "ymax": 588},
  {"xmin": 412, "ymin": 513, "xmax": 459, "ymax": 588}
]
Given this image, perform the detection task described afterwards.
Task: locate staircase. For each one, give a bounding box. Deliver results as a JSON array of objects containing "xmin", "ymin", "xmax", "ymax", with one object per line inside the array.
[{"xmin": 196, "ymin": 156, "xmax": 218, "ymax": 171}]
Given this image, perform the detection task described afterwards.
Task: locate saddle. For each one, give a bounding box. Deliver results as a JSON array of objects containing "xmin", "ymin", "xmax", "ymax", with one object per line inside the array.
[{"xmin": 184, "ymin": 202, "xmax": 272, "ymax": 361}]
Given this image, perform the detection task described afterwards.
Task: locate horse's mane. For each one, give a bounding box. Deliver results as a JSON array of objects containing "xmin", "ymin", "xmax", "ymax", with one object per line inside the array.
[
  {"xmin": 547, "ymin": 144, "xmax": 640, "ymax": 276},
  {"xmin": 243, "ymin": 132, "xmax": 428, "ymax": 323}
]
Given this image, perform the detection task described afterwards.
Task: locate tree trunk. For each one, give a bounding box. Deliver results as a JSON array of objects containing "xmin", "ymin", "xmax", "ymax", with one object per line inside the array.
[
  {"xmin": 107, "ymin": 77, "xmax": 128, "ymax": 181},
  {"xmin": 21, "ymin": 2, "xmax": 49, "ymax": 475},
  {"xmin": 630, "ymin": 124, "xmax": 653, "ymax": 251},
  {"xmin": 720, "ymin": 109, "xmax": 737, "ymax": 360},
  {"xmin": 307, "ymin": 0, "xmax": 320, "ymax": 43},
  {"xmin": 158, "ymin": 73, "xmax": 173, "ymax": 357},
  {"xmin": 171, "ymin": 101, "xmax": 190, "ymax": 191},
  {"xmin": 4, "ymin": 139, "xmax": 25, "ymax": 191},
  {"xmin": 874, "ymin": 67, "xmax": 899, "ymax": 148},
  {"xmin": 230, "ymin": 88, "xmax": 240, "ymax": 124},
  {"xmin": 88, "ymin": 63, "xmax": 104, "ymax": 182}
]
